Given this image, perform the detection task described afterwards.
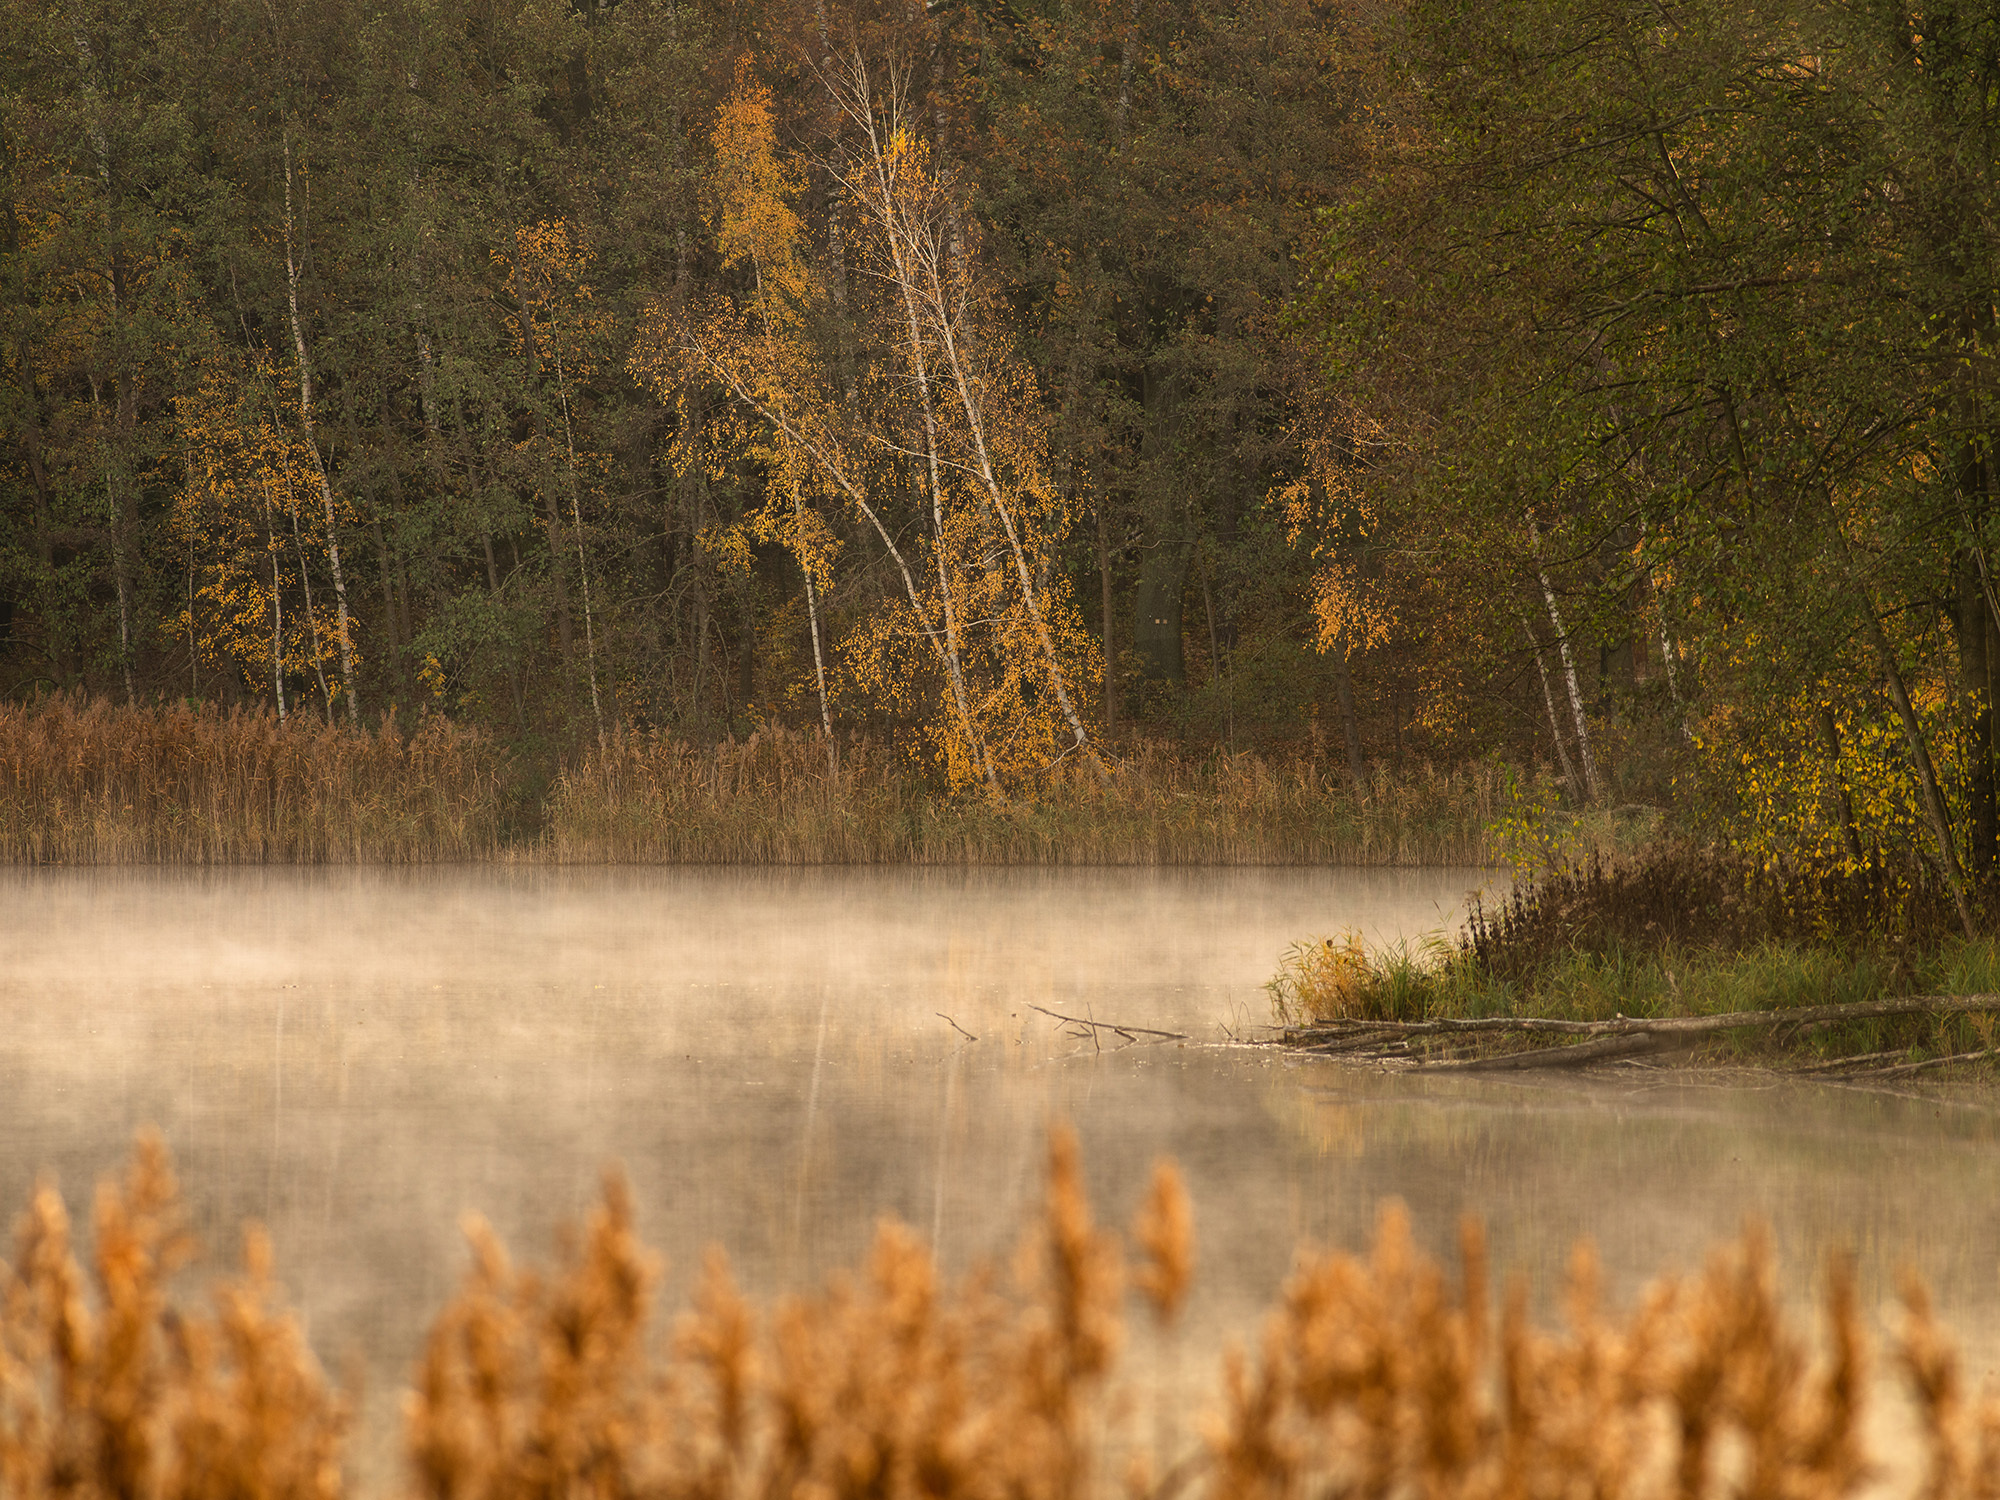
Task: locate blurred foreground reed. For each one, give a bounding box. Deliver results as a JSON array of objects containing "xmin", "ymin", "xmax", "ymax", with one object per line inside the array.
[
  {"xmin": 6, "ymin": 1131, "xmax": 1998, "ymax": 1500},
  {"xmin": 0, "ymin": 697, "xmax": 507, "ymax": 863},
  {"xmin": 543, "ymin": 725, "xmax": 1499, "ymax": 864}
]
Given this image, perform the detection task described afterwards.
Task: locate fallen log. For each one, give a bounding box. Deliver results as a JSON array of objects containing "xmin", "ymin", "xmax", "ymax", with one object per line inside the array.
[{"xmin": 1283, "ymin": 993, "xmax": 2000, "ymax": 1072}]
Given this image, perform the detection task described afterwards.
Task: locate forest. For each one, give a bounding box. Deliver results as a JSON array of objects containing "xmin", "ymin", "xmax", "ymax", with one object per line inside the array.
[{"xmin": 4, "ymin": 0, "xmax": 1999, "ymax": 876}]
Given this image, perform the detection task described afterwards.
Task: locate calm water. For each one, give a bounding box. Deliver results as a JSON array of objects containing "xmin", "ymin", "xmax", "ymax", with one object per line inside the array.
[{"xmin": 2, "ymin": 867, "xmax": 1997, "ymax": 1490}]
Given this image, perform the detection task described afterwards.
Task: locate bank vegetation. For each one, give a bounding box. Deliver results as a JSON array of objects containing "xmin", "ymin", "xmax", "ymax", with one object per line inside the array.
[{"xmin": 1272, "ymin": 845, "xmax": 2000, "ymax": 1074}]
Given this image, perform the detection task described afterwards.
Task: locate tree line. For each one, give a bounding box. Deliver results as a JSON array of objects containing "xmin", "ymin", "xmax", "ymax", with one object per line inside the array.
[
  {"xmin": 9, "ymin": 0, "xmax": 2000, "ymax": 880},
  {"xmin": 1317, "ymin": 0, "xmax": 2000, "ymax": 902},
  {"xmin": 2, "ymin": 0, "xmax": 1396, "ymax": 790}
]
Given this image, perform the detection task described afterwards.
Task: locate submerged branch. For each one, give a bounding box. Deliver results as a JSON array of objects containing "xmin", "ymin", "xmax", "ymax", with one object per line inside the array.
[{"xmin": 1028, "ymin": 1003, "xmax": 1189, "ymax": 1044}]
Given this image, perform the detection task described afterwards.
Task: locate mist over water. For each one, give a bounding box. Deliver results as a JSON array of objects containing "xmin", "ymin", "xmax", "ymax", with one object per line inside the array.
[{"xmin": 3, "ymin": 866, "xmax": 1998, "ymax": 1490}]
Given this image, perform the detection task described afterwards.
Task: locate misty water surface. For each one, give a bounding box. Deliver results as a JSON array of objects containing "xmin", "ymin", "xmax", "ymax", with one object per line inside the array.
[{"xmin": 3, "ymin": 866, "xmax": 1998, "ymax": 1489}]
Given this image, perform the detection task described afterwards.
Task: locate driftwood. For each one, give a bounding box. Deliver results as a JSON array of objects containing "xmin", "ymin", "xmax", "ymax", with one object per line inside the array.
[{"xmin": 1282, "ymin": 993, "xmax": 2000, "ymax": 1073}]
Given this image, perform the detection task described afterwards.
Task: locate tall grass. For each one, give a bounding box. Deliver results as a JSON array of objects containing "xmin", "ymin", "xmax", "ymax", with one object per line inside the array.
[
  {"xmin": 8, "ymin": 1132, "xmax": 1999, "ymax": 1500},
  {"xmin": 0, "ymin": 698, "xmax": 1503, "ymax": 865},
  {"xmin": 543, "ymin": 725, "xmax": 1503, "ymax": 864},
  {"xmin": 0, "ymin": 696, "xmax": 507, "ymax": 863}
]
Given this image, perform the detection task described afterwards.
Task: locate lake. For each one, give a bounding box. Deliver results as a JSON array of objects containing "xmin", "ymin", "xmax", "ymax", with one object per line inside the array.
[{"xmin": 2, "ymin": 866, "xmax": 1996, "ymax": 1491}]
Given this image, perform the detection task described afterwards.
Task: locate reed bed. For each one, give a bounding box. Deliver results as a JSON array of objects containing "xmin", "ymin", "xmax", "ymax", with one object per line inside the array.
[
  {"xmin": 0, "ymin": 697, "xmax": 507, "ymax": 864},
  {"xmin": 543, "ymin": 726, "xmax": 1502, "ymax": 865},
  {"xmin": 5, "ymin": 1131, "xmax": 1998, "ymax": 1500},
  {"xmin": 0, "ymin": 697, "xmax": 1503, "ymax": 864}
]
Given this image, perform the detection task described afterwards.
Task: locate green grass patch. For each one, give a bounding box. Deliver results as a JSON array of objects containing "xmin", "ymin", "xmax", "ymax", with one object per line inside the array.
[{"xmin": 1273, "ymin": 917, "xmax": 2000, "ymax": 1072}]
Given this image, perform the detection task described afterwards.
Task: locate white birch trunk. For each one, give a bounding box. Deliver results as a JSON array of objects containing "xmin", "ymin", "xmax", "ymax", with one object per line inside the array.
[
  {"xmin": 793, "ymin": 485, "xmax": 837, "ymax": 774},
  {"xmin": 281, "ymin": 137, "xmax": 359, "ymax": 724},
  {"xmin": 1526, "ymin": 510, "xmax": 1601, "ymax": 802},
  {"xmin": 685, "ymin": 342, "xmax": 990, "ymax": 786},
  {"xmin": 844, "ymin": 67, "xmax": 998, "ymax": 794},
  {"xmin": 848, "ymin": 56, "xmax": 1098, "ymax": 774},
  {"xmin": 266, "ymin": 492, "xmax": 287, "ymax": 722},
  {"xmin": 1521, "ymin": 614, "xmax": 1581, "ymax": 797},
  {"xmin": 551, "ymin": 348, "xmax": 606, "ymax": 743}
]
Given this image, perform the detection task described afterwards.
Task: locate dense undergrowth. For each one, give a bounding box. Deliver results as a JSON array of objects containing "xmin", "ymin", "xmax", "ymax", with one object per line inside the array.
[
  {"xmin": 0, "ymin": 697, "xmax": 1503, "ymax": 865},
  {"xmin": 8, "ymin": 1131, "xmax": 2000, "ymax": 1500},
  {"xmin": 1271, "ymin": 844, "xmax": 2000, "ymax": 1068}
]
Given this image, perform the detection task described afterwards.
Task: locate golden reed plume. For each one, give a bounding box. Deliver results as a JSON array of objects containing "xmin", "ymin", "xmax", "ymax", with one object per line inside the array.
[{"xmin": 2, "ymin": 1128, "xmax": 1993, "ymax": 1500}]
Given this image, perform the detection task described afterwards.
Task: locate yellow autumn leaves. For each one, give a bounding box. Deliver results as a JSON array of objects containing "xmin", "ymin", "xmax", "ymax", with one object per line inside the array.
[
  {"xmin": 632, "ymin": 52, "xmax": 1101, "ymax": 794},
  {"xmin": 171, "ymin": 344, "xmax": 359, "ymax": 718}
]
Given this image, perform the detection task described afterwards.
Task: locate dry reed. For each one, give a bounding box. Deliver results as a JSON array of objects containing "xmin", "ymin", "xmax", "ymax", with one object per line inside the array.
[
  {"xmin": 0, "ymin": 1133, "xmax": 347, "ymax": 1498},
  {"xmin": 0, "ymin": 697, "xmax": 507, "ymax": 863},
  {"xmin": 543, "ymin": 726, "xmax": 1502, "ymax": 865},
  {"xmin": 0, "ymin": 700, "xmax": 1501, "ymax": 865},
  {"xmin": 9, "ymin": 1131, "xmax": 2000, "ymax": 1500}
]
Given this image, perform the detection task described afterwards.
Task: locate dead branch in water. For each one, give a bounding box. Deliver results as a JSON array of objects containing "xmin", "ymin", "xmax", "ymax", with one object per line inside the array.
[
  {"xmin": 1027, "ymin": 1004, "xmax": 1189, "ymax": 1046},
  {"xmin": 1830, "ymin": 1047, "xmax": 2000, "ymax": 1080},
  {"xmin": 1281, "ymin": 992, "xmax": 2000, "ymax": 1072}
]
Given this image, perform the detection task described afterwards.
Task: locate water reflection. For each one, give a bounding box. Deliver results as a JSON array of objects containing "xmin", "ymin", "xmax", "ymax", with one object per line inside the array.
[{"xmin": 0, "ymin": 866, "xmax": 1994, "ymax": 1492}]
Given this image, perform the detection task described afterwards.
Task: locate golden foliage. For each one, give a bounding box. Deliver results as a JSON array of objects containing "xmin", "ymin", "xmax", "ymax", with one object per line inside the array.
[
  {"xmin": 9, "ymin": 1133, "xmax": 2000, "ymax": 1500},
  {"xmin": 172, "ymin": 344, "xmax": 359, "ymax": 709},
  {"xmin": 1274, "ymin": 381, "xmax": 1395, "ymax": 660},
  {"xmin": 634, "ymin": 49, "xmax": 1101, "ymax": 795},
  {"xmin": 709, "ymin": 57, "xmax": 809, "ymax": 307},
  {"xmin": 500, "ymin": 220, "xmax": 613, "ymax": 385}
]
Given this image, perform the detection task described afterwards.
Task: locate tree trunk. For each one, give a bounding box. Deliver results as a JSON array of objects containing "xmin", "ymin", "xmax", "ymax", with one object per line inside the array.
[
  {"xmin": 1527, "ymin": 510, "xmax": 1602, "ymax": 802},
  {"xmin": 1330, "ymin": 627, "xmax": 1367, "ymax": 797},
  {"xmin": 1134, "ymin": 541, "xmax": 1187, "ymax": 684},
  {"xmin": 265, "ymin": 492, "xmax": 287, "ymax": 722},
  {"xmin": 792, "ymin": 487, "xmax": 836, "ymax": 772},
  {"xmin": 1097, "ymin": 500, "xmax": 1118, "ymax": 736},
  {"xmin": 551, "ymin": 350, "xmax": 605, "ymax": 742},
  {"xmin": 1523, "ymin": 616, "xmax": 1582, "ymax": 799},
  {"xmin": 843, "ymin": 74, "xmax": 998, "ymax": 793},
  {"xmin": 287, "ymin": 493, "xmax": 333, "ymax": 720},
  {"xmin": 281, "ymin": 137, "xmax": 359, "ymax": 724},
  {"xmin": 1827, "ymin": 500, "xmax": 1975, "ymax": 936},
  {"xmin": 543, "ymin": 484, "xmax": 576, "ymax": 660},
  {"xmin": 1958, "ymin": 547, "xmax": 1995, "ymax": 872},
  {"xmin": 1199, "ymin": 550, "xmax": 1234, "ymax": 752},
  {"xmin": 1855, "ymin": 593, "xmax": 1974, "ymax": 936},
  {"xmin": 1818, "ymin": 707, "xmax": 1864, "ymax": 866}
]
